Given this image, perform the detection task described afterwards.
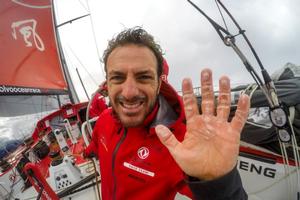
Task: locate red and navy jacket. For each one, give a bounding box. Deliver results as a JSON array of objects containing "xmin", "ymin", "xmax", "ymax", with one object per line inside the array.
[
  {"xmin": 89, "ymin": 92, "xmax": 108, "ymax": 118},
  {"xmin": 85, "ymin": 81, "xmax": 247, "ymax": 200}
]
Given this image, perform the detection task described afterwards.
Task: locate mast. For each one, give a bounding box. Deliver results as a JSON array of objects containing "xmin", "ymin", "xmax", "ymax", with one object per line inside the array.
[{"xmin": 51, "ymin": 0, "xmax": 79, "ymax": 104}]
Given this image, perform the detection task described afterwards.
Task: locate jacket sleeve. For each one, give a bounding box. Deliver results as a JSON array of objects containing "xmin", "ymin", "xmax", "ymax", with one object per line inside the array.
[
  {"xmin": 187, "ymin": 167, "xmax": 248, "ymax": 200},
  {"xmin": 89, "ymin": 94, "xmax": 107, "ymax": 118},
  {"xmin": 83, "ymin": 139, "xmax": 97, "ymax": 158},
  {"xmin": 83, "ymin": 123, "xmax": 99, "ymax": 158}
]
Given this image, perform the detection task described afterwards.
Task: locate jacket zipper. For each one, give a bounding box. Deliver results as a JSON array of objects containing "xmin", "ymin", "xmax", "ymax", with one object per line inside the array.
[{"xmin": 112, "ymin": 128, "xmax": 127, "ymax": 200}]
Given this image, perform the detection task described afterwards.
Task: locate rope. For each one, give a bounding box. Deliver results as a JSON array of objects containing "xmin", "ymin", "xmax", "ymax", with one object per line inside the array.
[
  {"xmin": 86, "ymin": 0, "xmax": 106, "ymax": 76},
  {"xmin": 282, "ymin": 142, "xmax": 293, "ymax": 200},
  {"xmin": 67, "ymin": 45, "xmax": 98, "ymax": 86},
  {"xmin": 90, "ymin": 158, "xmax": 101, "ymax": 200},
  {"xmin": 289, "ymin": 116, "xmax": 300, "ymax": 196},
  {"xmin": 276, "ymin": 107, "xmax": 300, "ymax": 200},
  {"xmin": 242, "ymin": 82, "xmax": 299, "ymax": 199},
  {"xmin": 215, "ymin": 0, "xmax": 228, "ymax": 31},
  {"xmin": 248, "ymin": 167, "xmax": 299, "ymax": 196}
]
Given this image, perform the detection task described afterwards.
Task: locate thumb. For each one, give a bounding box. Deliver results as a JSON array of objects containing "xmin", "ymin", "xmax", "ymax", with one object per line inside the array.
[{"xmin": 155, "ymin": 125, "xmax": 180, "ymax": 153}]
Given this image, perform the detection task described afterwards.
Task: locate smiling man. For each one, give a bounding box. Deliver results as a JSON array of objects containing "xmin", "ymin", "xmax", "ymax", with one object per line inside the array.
[
  {"xmin": 106, "ymin": 44, "xmax": 159, "ymax": 127},
  {"xmin": 84, "ymin": 27, "xmax": 250, "ymax": 200}
]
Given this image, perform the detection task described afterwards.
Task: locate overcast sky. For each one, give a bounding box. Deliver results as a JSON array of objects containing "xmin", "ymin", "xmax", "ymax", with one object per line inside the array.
[{"xmin": 54, "ymin": 0, "xmax": 300, "ymax": 101}]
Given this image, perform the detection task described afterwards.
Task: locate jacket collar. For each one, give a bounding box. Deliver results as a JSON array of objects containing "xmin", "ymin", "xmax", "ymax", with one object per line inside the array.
[{"xmin": 148, "ymin": 81, "xmax": 185, "ymax": 135}]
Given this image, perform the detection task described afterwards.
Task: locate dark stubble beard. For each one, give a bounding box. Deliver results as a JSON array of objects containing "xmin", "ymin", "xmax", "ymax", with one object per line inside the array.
[{"xmin": 110, "ymin": 86, "xmax": 160, "ymax": 128}]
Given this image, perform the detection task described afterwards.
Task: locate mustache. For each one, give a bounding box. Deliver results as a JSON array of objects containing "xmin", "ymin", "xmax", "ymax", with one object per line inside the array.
[{"xmin": 116, "ymin": 95, "xmax": 146, "ymax": 103}]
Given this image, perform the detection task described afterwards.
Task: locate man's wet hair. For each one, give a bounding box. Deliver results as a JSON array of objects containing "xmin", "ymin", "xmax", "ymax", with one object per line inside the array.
[{"xmin": 102, "ymin": 27, "xmax": 164, "ymax": 78}]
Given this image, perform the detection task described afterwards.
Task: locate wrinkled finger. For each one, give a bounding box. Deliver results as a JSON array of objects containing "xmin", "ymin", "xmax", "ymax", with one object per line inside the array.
[
  {"xmin": 201, "ymin": 69, "xmax": 215, "ymax": 116},
  {"xmin": 231, "ymin": 94, "xmax": 250, "ymax": 133},
  {"xmin": 155, "ymin": 125, "xmax": 180, "ymax": 154},
  {"xmin": 182, "ymin": 78, "xmax": 199, "ymax": 121},
  {"xmin": 217, "ymin": 76, "xmax": 231, "ymax": 121}
]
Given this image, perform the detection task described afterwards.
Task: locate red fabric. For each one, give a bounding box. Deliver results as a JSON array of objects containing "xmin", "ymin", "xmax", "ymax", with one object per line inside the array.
[
  {"xmin": 83, "ymin": 135, "xmax": 98, "ymax": 158},
  {"xmin": 89, "ymin": 93, "xmax": 108, "ymax": 118},
  {"xmin": 99, "ymin": 81, "xmax": 108, "ymax": 92},
  {"xmin": 161, "ymin": 58, "xmax": 169, "ymax": 82},
  {"xmin": 85, "ymin": 93, "xmax": 107, "ymax": 157},
  {"xmin": 163, "ymin": 58, "xmax": 169, "ymax": 76},
  {"xmin": 24, "ymin": 163, "xmax": 59, "ymax": 200},
  {"xmin": 86, "ymin": 81, "xmax": 194, "ymax": 200}
]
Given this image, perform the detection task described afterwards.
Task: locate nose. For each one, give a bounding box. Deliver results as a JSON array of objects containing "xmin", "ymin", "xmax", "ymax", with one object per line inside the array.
[{"xmin": 121, "ymin": 76, "xmax": 139, "ymax": 100}]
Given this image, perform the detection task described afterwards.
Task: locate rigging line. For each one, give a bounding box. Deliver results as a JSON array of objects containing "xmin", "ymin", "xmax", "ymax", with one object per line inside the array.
[
  {"xmin": 86, "ymin": 0, "xmax": 106, "ymax": 77},
  {"xmin": 283, "ymin": 143, "xmax": 294, "ymax": 200},
  {"xmin": 0, "ymin": 102, "xmax": 55, "ymax": 109},
  {"xmin": 53, "ymin": 0, "xmax": 61, "ymax": 26},
  {"xmin": 289, "ymin": 116, "xmax": 300, "ymax": 193},
  {"xmin": 40, "ymin": 97, "xmax": 43, "ymax": 119},
  {"xmin": 30, "ymin": 96, "xmax": 38, "ymax": 118},
  {"xmin": 187, "ymin": 0, "xmax": 230, "ymax": 39},
  {"xmin": 292, "ymin": 138, "xmax": 300, "ymax": 196},
  {"xmin": 64, "ymin": 46, "xmax": 94, "ymax": 99},
  {"xmin": 41, "ymin": 96, "xmax": 50, "ymax": 117},
  {"xmin": 279, "ymin": 142, "xmax": 292, "ymax": 200},
  {"xmin": 248, "ymin": 165, "xmax": 298, "ymax": 196},
  {"xmin": 214, "ymin": 0, "xmax": 228, "ymax": 31},
  {"xmin": 77, "ymin": 0, "xmax": 89, "ymax": 13},
  {"xmin": 67, "ymin": 45, "xmax": 98, "ymax": 86},
  {"xmin": 48, "ymin": 95, "xmax": 54, "ymax": 111},
  {"xmin": 216, "ymin": 0, "xmax": 265, "ymax": 72},
  {"xmin": 61, "ymin": 47, "xmax": 80, "ymax": 97},
  {"xmin": 36, "ymin": 96, "xmax": 47, "ymax": 119},
  {"xmin": 186, "ymin": 0, "xmax": 265, "ymax": 87},
  {"xmin": 56, "ymin": 14, "xmax": 90, "ymax": 28},
  {"xmin": 76, "ymin": 68, "xmax": 90, "ymax": 100},
  {"xmin": 54, "ymin": 0, "xmax": 89, "ymax": 27}
]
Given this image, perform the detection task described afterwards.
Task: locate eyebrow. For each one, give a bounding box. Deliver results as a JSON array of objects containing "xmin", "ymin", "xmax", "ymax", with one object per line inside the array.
[
  {"xmin": 136, "ymin": 70, "xmax": 155, "ymax": 75},
  {"xmin": 108, "ymin": 70, "xmax": 124, "ymax": 77},
  {"xmin": 108, "ymin": 69, "xmax": 155, "ymax": 76}
]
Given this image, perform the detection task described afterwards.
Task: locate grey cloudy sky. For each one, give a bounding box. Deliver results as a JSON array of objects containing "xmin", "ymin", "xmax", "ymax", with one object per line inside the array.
[{"xmin": 55, "ymin": 0, "xmax": 300, "ymax": 101}]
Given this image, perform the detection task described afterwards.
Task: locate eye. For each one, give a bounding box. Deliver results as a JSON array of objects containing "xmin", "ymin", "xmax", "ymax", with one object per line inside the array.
[
  {"xmin": 137, "ymin": 75, "xmax": 154, "ymax": 81},
  {"xmin": 109, "ymin": 75, "xmax": 124, "ymax": 83}
]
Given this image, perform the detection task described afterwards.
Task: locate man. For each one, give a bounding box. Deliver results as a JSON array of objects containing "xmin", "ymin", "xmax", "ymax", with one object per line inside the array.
[{"xmin": 85, "ymin": 27, "xmax": 250, "ymax": 199}]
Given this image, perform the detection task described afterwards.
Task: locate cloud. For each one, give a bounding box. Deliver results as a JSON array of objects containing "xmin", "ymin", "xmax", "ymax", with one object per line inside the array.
[{"xmin": 57, "ymin": 0, "xmax": 300, "ymax": 97}]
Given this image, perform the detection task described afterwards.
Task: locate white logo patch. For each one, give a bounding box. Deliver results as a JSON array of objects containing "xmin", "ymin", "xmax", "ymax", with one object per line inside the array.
[
  {"xmin": 137, "ymin": 147, "xmax": 149, "ymax": 159},
  {"xmin": 123, "ymin": 162, "xmax": 154, "ymax": 177}
]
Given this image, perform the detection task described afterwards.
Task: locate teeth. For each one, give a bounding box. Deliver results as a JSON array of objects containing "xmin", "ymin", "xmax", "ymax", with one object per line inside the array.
[{"xmin": 122, "ymin": 102, "xmax": 141, "ymax": 109}]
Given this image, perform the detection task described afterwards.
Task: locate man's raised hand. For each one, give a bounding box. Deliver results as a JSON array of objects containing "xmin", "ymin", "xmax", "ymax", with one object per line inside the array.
[{"xmin": 155, "ymin": 68, "xmax": 250, "ymax": 180}]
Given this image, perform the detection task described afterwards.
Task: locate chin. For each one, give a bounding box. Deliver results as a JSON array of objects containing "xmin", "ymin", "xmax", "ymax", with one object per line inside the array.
[{"xmin": 120, "ymin": 116, "xmax": 144, "ymax": 128}]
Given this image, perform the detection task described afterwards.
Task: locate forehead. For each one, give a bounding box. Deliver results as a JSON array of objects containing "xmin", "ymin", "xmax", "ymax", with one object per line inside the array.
[{"xmin": 106, "ymin": 44, "xmax": 157, "ymax": 73}]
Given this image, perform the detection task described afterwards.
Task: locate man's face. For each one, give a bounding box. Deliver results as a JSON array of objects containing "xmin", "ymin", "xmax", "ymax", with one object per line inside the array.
[{"xmin": 106, "ymin": 44, "xmax": 161, "ymax": 127}]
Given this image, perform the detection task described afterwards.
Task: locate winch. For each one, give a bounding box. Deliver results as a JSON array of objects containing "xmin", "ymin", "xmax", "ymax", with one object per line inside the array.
[{"xmin": 48, "ymin": 151, "xmax": 84, "ymax": 191}]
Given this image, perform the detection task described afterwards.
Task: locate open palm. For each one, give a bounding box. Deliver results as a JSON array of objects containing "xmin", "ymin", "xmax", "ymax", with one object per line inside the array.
[{"xmin": 155, "ymin": 68, "xmax": 250, "ymax": 180}]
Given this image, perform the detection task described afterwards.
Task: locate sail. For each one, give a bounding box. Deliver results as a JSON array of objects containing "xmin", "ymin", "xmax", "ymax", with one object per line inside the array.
[
  {"xmin": 0, "ymin": 0, "xmax": 73, "ymax": 158},
  {"xmin": 0, "ymin": 0, "xmax": 68, "ymax": 95}
]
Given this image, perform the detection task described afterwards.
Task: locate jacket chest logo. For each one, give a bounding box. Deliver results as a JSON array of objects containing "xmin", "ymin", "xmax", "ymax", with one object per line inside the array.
[{"xmin": 137, "ymin": 147, "xmax": 149, "ymax": 159}]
